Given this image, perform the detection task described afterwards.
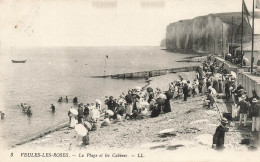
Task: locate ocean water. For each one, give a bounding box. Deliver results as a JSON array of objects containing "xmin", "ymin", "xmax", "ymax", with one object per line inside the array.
[{"xmin": 0, "ymin": 46, "xmax": 198, "ymax": 148}]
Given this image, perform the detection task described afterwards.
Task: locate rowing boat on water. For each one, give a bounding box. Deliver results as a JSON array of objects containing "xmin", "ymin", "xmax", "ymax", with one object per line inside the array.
[{"xmin": 11, "ymin": 60, "xmax": 27, "ymax": 63}]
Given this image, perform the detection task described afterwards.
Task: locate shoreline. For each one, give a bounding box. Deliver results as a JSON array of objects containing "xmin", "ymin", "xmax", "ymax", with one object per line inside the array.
[
  {"xmin": 9, "ymin": 69, "xmax": 260, "ymax": 157},
  {"xmin": 7, "ymin": 55, "xmax": 260, "ymax": 155},
  {"xmin": 7, "ymin": 56, "xmax": 202, "ymax": 149},
  {"xmin": 10, "ymin": 71, "xmax": 197, "ymax": 150}
]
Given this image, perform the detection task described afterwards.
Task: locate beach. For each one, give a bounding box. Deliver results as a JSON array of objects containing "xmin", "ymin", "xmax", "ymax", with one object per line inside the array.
[{"xmin": 11, "ymin": 71, "xmax": 258, "ymax": 154}]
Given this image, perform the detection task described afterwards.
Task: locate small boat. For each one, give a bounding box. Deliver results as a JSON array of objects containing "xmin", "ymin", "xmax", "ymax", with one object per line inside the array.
[{"xmin": 11, "ymin": 60, "xmax": 26, "ymax": 63}]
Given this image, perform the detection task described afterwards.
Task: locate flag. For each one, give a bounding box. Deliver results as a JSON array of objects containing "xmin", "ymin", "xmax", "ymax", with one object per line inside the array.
[
  {"xmin": 243, "ymin": 0, "xmax": 250, "ymax": 16},
  {"xmin": 106, "ymin": 55, "xmax": 108, "ymax": 58},
  {"xmin": 242, "ymin": 0, "xmax": 250, "ymax": 24},
  {"xmin": 256, "ymin": 0, "xmax": 260, "ymax": 9}
]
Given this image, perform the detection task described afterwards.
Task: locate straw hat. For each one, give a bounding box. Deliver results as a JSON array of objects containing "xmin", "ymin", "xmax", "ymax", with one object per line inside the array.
[
  {"xmin": 240, "ymin": 95, "xmax": 246, "ymax": 100},
  {"xmin": 252, "ymin": 98, "xmax": 258, "ymax": 103}
]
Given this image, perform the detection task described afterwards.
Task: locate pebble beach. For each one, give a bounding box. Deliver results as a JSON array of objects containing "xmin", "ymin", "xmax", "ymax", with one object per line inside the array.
[{"xmin": 10, "ymin": 71, "xmax": 259, "ymax": 159}]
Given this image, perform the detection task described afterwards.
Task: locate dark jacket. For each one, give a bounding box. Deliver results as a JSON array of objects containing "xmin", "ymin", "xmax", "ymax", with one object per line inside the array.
[
  {"xmin": 218, "ymin": 81, "xmax": 223, "ymax": 93},
  {"xmin": 84, "ymin": 107, "xmax": 89, "ymax": 116},
  {"xmin": 213, "ymin": 125, "xmax": 229, "ymax": 147},
  {"xmin": 107, "ymin": 99, "xmax": 116, "ymax": 111},
  {"xmin": 148, "ymin": 92, "xmax": 154, "ymax": 103},
  {"xmin": 250, "ymin": 103, "xmax": 260, "ymax": 117},
  {"xmin": 225, "ymin": 83, "xmax": 230, "ymax": 93},
  {"xmin": 213, "ymin": 80, "xmax": 219, "ymax": 92},
  {"xmin": 206, "ymin": 80, "xmax": 211, "ymax": 88},
  {"xmin": 151, "ymin": 105, "xmax": 161, "ymax": 118},
  {"xmin": 78, "ymin": 107, "xmax": 84, "ymax": 116},
  {"xmin": 183, "ymin": 84, "xmax": 189, "ymax": 95},
  {"xmin": 163, "ymin": 99, "xmax": 171, "ymax": 113},
  {"xmin": 238, "ymin": 100, "xmax": 250, "ymax": 114}
]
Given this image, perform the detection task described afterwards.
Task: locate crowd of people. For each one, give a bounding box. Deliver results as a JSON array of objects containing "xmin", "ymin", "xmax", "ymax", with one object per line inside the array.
[
  {"xmin": 203, "ymin": 56, "xmax": 260, "ymax": 150},
  {"xmin": 9, "ymin": 55, "xmax": 259, "ymax": 150},
  {"xmin": 224, "ymin": 51, "xmax": 245, "ymax": 67},
  {"xmin": 65, "ymin": 56, "xmax": 260, "ymax": 149}
]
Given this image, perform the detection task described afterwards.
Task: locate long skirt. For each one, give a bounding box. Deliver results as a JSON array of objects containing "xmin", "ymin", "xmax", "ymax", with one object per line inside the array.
[
  {"xmin": 125, "ymin": 103, "xmax": 133, "ymax": 115},
  {"xmin": 70, "ymin": 117, "xmax": 76, "ymax": 128},
  {"xmin": 151, "ymin": 108, "xmax": 160, "ymax": 117},
  {"xmin": 164, "ymin": 99, "xmax": 171, "ymax": 113},
  {"xmin": 218, "ymin": 82, "xmax": 223, "ymax": 93},
  {"xmin": 202, "ymin": 85, "xmax": 207, "ymax": 94}
]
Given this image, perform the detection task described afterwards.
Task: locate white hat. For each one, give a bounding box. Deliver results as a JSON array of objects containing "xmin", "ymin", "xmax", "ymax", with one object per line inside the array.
[
  {"xmin": 252, "ymin": 98, "xmax": 258, "ymax": 103},
  {"xmin": 240, "ymin": 95, "xmax": 246, "ymax": 100}
]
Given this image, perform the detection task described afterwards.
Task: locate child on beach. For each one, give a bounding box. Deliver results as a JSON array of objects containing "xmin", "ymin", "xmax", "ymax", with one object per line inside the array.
[{"xmin": 212, "ymin": 118, "xmax": 229, "ymax": 150}]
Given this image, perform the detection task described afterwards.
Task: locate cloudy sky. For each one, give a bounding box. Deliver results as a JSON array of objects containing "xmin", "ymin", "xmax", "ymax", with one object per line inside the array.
[{"xmin": 0, "ymin": 0, "xmax": 257, "ymax": 48}]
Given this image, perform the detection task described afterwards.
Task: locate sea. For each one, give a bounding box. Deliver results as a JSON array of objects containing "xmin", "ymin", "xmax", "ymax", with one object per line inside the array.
[{"xmin": 0, "ymin": 46, "xmax": 199, "ymax": 148}]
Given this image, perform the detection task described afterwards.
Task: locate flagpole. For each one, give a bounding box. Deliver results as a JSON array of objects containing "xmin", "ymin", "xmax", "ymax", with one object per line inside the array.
[
  {"xmin": 231, "ymin": 16, "xmax": 233, "ymax": 54},
  {"xmin": 222, "ymin": 23, "xmax": 224, "ymax": 59},
  {"xmin": 251, "ymin": 0, "xmax": 255, "ymax": 73},
  {"xmin": 241, "ymin": 0, "xmax": 244, "ymax": 67},
  {"xmin": 104, "ymin": 55, "xmax": 107, "ymax": 77}
]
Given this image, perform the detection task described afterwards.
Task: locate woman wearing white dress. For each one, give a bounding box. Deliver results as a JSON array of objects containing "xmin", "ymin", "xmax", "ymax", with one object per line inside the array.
[{"xmin": 70, "ymin": 113, "xmax": 77, "ymax": 128}]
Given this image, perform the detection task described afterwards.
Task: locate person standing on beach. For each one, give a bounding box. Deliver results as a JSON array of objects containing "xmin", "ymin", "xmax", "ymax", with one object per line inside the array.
[
  {"xmin": 65, "ymin": 96, "xmax": 68, "ymax": 102},
  {"xmin": 83, "ymin": 104, "xmax": 90, "ymax": 121},
  {"xmin": 250, "ymin": 98, "xmax": 260, "ymax": 132},
  {"xmin": 69, "ymin": 108, "xmax": 77, "ymax": 128},
  {"xmin": 68, "ymin": 109, "xmax": 72, "ymax": 126},
  {"xmin": 238, "ymin": 95, "xmax": 250, "ymax": 127},
  {"xmin": 183, "ymin": 83, "xmax": 189, "ymax": 101},
  {"xmin": 213, "ymin": 118, "xmax": 229, "ymax": 150},
  {"xmin": 248, "ymin": 90, "xmax": 260, "ymax": 104},
  {"xmin": 225, "ymin": 81, "xmax": 230, "ymax": 101},
  {"xmin": 78, "ymin": 105, "xmax": 84, "ymax": 124},
  {"xmin": 218, "ymin": 78, "xmax": 223, "ymax": 93}
]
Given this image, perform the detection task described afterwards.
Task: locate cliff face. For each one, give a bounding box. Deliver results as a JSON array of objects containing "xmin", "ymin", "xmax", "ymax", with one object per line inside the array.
[
  {"xmin": 160, "ymin": 39, "xmax": 166, "ymax": 47},
  {"xmin": 165, "ymin": 13, "xmax": 252, "ymax": 54}
]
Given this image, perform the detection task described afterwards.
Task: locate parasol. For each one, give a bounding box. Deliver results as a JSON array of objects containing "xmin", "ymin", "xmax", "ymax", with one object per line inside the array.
[
  {"xmin": 231, "ymin": 71, "xmax": 236, "ymax": 78},
  {"xmin": 146, "ymin": 87, "xmax": 153, "ymax": 92},
  {"xmin": 84, "ymin": 121, "xmax": 92, "ymax": 131},
  {"xmin": 125, "ymin": 94, "xmax": 133, "ymax": 103},
  {"xmin": 156, "ymin": 98, "xmax": 165, "ymax": 105},
  {"xmin": 69, "ymin": 108, "xmax": 78, "ymax": 116},
  {"xmin": 106, "ymin": 110, "xmax": 114, "ymax": 116},
  {"xmin": 164, "ymin": 91, "xmax": 173, "ymax": 100},
  {"xmin": 158, "ymin": 93, "xmax": 167, "ymax": 100},
  {"xmin": 182, "ymin": 80, "xmax": 187, "ymax": 84},
  {"xmin": 95, "ymin": 99, "xmax": 102, "ymax": 105},
  {"xmin": 75, "ymin": 124, "xmax": 87, "ymax": 136},
  {"xmin": 243, "ymin": 58, "xmax": 249, "ymax": 63},
  {"xmin": 135, "ymin": 86, "xmax": 142, "ymax": 91}
]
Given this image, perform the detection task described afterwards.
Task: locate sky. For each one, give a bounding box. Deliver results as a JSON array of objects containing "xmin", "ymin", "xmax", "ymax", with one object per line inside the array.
[{"xmin": 0, "ymin": 0, "xmax": 258, "ymax": 48}]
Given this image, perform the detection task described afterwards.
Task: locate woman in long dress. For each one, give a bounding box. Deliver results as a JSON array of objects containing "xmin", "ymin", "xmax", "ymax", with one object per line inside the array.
[
  {"xmin": 125, "ymin": 103, "xmax": 133, "ymax": 119},
  {"xmin": 202, "ymin": 77, "xmax": 207, "ymax": 94},
  {"xmin": 70, "ymin": 115, "xmax": 76, "ymax": 128}
]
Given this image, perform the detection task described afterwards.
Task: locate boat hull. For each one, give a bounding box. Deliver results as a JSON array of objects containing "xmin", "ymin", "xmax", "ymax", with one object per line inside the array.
[{"xmin": 11, "ymin": 60, "xmax": 26, "ymax": 63}]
